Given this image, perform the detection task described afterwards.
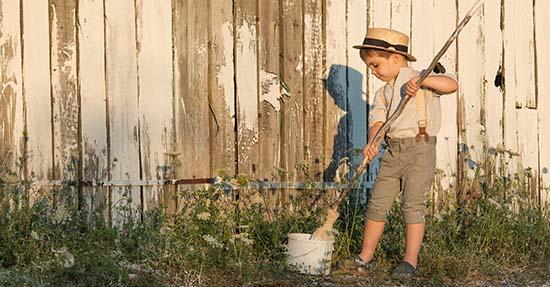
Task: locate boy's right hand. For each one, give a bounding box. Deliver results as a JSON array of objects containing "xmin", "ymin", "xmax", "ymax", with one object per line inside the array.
[{"xmin": 363, "ymin": 143, "xmax": 378, "ymax": 161}]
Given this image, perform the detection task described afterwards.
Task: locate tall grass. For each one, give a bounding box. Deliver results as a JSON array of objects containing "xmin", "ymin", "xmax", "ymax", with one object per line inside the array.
[{"xmin": 0, "ymin": 154, "xmax": 548, "ymax": 286}]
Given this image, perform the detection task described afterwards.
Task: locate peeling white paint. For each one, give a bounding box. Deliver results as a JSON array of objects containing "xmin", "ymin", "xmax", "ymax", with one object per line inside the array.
[
  {"xmin": 295, "ymin": 53, "xmax": 303, "ymax": 72},
  {"xmin": 282, "ymin": 0, "xmax": 295, "ymax": 14},
  {"xmin": 0, "ymin": 0, "xmax": 23, "ymax": 173},
  {"xmin": 536, "ymin": 0, "xmax": 550, "ymax": 205},
  {"xmin": 5, "ymin": 0, "xmax": 550, "ymax": 207},
  {"xmin": 236, "ymin": 19, "xmax": 258, "ymax": 132},
  {"xmin": 136, "ymin": 0, "xmax": 173, "ymax": 210},
  {"xmin": 79, "ymin": 0, "xmax": 108, "ymax": 182},
  {"xmin": 50, "ymin": 2, "xmax": 80, "ymax": 179},
  {"xmin": 23, "ymin": 0, "xmax": 52, "ymax": 180},
  {"xmin": 458, "ymin": 0, "xmax": 485, "ymax": 172},
  {"xmin": 105, "ymin": 0, "xmax": 141, "ymax": 222},
  {"xmin": 260, "ymin": 70, "xmax": 282, "ymax": 111}
]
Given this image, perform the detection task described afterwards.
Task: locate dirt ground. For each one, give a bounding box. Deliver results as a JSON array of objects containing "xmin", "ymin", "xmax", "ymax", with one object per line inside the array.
[{"xmin": 236, "ymin": 262, "xmax": 550, "ymax": 287}]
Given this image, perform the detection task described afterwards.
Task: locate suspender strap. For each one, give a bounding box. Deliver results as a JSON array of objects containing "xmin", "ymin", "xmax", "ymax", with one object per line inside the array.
[{"xmin": 415, "ymin": 89, "xmax": 430, "ymax": 142}]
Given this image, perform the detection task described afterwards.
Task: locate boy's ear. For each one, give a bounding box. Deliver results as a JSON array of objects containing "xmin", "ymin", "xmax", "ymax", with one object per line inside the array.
[{"xmin": 390, "ymin": 53, "xmax": 405, "ymax": 63}]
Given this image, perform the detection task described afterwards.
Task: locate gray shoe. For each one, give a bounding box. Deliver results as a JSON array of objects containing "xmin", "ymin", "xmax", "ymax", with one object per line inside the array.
[
  {"xmin": 391, "ymin": 261, "xmax": 419, "ymax": 278},
  {"xmin": 353, "ymin": 255, "xmax": 376, "ymax": 270}
]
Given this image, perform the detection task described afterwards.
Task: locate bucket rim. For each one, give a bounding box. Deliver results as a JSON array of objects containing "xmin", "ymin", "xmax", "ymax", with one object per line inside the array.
[{"xmin": 287, "ymin": 233, "xmax": 335, "ymax": 243}]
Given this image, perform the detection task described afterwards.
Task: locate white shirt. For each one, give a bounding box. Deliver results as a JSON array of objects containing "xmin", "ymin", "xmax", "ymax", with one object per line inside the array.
[{"xmin": 369, "ymin": 67, "xmax": 454, "ymax": 139}]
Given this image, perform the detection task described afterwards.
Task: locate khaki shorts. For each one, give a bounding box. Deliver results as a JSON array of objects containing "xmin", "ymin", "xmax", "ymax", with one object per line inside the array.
[{"xmin": 366, "ymin": 136, "xmax": 436, "ymax": 224}]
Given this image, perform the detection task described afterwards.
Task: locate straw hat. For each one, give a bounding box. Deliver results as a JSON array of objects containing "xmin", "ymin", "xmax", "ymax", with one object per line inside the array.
[{"xmin": 353, "ymin": 28, "xmax": 417, "ymax": 62}]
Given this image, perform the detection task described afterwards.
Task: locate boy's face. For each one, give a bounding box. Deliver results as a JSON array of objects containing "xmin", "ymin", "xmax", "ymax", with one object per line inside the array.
[{"xmin": 361, "ymin": 53, "xmax": 402, "ymax": 82}]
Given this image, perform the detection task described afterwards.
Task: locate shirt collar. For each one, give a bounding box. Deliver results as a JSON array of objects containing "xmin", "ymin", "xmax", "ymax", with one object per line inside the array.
[{"xmin": 392, "ymin": 67, "xmax": 414, "ymax": 85}]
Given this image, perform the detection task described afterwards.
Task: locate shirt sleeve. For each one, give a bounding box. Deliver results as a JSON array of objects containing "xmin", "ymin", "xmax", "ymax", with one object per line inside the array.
[{"xmin": 368, "ymin": 87, "xmax": 387, "ymax": 129}]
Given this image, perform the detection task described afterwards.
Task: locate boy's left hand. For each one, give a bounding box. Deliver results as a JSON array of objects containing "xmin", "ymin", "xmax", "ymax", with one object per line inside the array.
[{"xmin": 406, "ymin": 76, "xmax": 421, "ymax": 97}]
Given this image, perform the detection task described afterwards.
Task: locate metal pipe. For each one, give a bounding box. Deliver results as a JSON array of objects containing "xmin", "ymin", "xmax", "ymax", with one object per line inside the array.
[{"xmin": 2, "ymin": 178, "xmax": 374, "ymax": 190}]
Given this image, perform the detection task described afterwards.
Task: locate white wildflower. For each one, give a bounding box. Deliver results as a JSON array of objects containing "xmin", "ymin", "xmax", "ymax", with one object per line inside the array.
[
  {"xmin": 230, "ymin": 233, "xmax": 254, "ymax": 245},
  {"xmin": 488, "ymin": 198, "xmax": 502, "ymax": 208},
  {"xmin": 228, "ymin": 178, "xmax": 239, "ymax": 189},
  {"xmin": 241, "ymin": 237, "xmax": 254, "ymax": 245},
  {"xmin": 196, "ymin": 212, "xmax": 211, "ymax": 221},
  {"xmin": 31, "ymin": 231, "xmax": 40, "ymax": 240},
  {"xmin": 52, "ymin": 247, "xmax": 75, "ymax": 268},
  {"xmin": 202, "ymin": 234, "xmax": 224, "ymax": 249}
]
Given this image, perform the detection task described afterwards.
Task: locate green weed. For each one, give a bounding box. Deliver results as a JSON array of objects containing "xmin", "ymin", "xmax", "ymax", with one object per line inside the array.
[{"xmin": 0, "ymin": 149, "xmax": 548, "ymax": 286}]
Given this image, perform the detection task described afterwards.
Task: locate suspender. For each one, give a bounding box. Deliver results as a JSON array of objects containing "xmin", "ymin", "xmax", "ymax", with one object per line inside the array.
[
  {"xmin": 382, "ymin": 81, "xmax": 430, "ymax": 142},
  {"xmin": 415, "ymin": 89, "xmax": 430, "ymax": 142}
]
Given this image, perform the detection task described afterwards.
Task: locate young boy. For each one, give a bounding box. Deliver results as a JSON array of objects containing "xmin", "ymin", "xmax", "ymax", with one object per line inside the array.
[{"xmin": 352, "ymin": 28, "xmax": 458, "ymax": 277}]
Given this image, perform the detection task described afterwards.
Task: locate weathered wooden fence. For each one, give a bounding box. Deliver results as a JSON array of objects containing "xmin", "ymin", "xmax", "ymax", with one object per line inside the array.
[{"xmin": 1, "ymin": 0, "xmax": 549, "ymax": 220}]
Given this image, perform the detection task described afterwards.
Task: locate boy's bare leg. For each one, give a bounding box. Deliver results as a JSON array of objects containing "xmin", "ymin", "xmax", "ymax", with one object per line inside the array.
[
  {"xmin": 358, "ymin": 219, "xmax": 385, "ymax": 261},
  {"xmin": 403, "ymin": 223, "xmax": 425, "ymax": 267}
]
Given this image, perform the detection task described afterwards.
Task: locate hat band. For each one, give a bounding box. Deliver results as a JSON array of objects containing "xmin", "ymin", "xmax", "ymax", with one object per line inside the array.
[{"xmin": 362, "ymin": 38, "xmax": 408, "ymax": 53}]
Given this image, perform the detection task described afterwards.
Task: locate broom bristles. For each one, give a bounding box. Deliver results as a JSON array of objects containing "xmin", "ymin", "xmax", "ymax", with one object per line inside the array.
[{"xmin": 310, "ymin": 208, "xmax": 339, "ymax": 241}]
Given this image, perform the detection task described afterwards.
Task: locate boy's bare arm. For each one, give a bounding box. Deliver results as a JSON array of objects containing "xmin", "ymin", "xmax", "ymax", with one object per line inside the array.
[
  {"xmin": 363, "ymin": 121, "xmax": 383, "ymax": 160},
  {"xmin": 420, "ymin": 75, "xmax": 458, "ymax": 94},
  {"xmin": 406, "ymin": 75, "xmax": 458, "ymax": 97}
]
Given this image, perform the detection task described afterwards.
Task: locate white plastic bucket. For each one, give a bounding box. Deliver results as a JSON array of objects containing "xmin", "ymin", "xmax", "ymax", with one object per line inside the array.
[{"xmin": 286, "ymin": 233, "xmax": 334, "ymax": 275}]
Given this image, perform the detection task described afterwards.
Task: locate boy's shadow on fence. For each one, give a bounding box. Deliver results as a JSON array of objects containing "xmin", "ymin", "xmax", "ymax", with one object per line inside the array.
[{"xmin": 323, "ymin": 64, "xmax": 373, "ymax": 186}]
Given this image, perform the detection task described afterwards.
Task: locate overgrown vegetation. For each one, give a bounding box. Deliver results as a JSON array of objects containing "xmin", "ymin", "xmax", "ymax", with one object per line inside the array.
[{"xmin": 0, "ymin": 151, "xmax": 549, "ymax": 286}]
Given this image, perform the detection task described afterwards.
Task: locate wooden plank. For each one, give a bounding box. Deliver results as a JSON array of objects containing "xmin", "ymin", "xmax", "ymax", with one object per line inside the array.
[
  {"xmin": 347, "ymin": 0, "xmax": 368, "ymax": 181},
  {"xmin": 508, "ymin": 0, "xmax": 538, "ymax": 200},
  {"xmin": 390, "ymin": 0, "xmax": 410, "ymax": 41},
  {"xmin": 235, "ymin": 0, "xmax": 259, "ymax": 177},
  {"xmin": 502, "ymin": 0, "xmax": 520, "ymax": 177},
  {"xmin": 22, "ymin": 0, "xmax": 52, "ymax": 194},
  {"xmin": 483, "ymin": 0, "xmax": 504, "ymax": 154},
  {"xmin": 135, "ymin": 0, "xmax": 173, "ymax": 212},
  {"xmin": 410, "ymin": 0, "xmax": 431, "ymax": 71},
  {"xmin": 209, "ymin": 0, "xmax": 236, "ymax": 177},
  {"xmin": 174, "ymin": 0, "xmax": 210, "ymax": 180},
  {"xmin": 78, "ymin": 0, "xmax": 108, "ymax": 219},
  {"xmin": 324, "ymin": 0, "xmax": 347, "ymax": 183},
  {"xmin": 371, "ymin": 0, "xmax": 391, "ymax": 28},
  {"xmin": 508, "ymin": 0, "xmax": 536, "ymax": 109},
  {"xmin": 457, "ymin": 0, "xmax": 485, "ymax": 180},
  {"xmin": 104, "ymin": 0, "xmax": 140, "ymax": 223},
  {"xmin": 281, "ymin": 0, "xmax": 303, "ymax": 182},
  {"xmin": 535, "ymin": 0, "xmax": 550, "ymax": 207},
  {"xmin": 0, "ymin": 0, "xmax": 24, "ymax": 177},
  {"xmin": 365, "ymin": 0, "xmax": 390, "ymax": 185},
  {"xmin": 258, "ymin": 0, "xmax": 281, "ymax": 181},
  {"xmin": 433, "ymin": 0, "xmax": 458, "ymax": 202},
  {"xmin": 303, "ymin": 0, "xmax": 324, "ymax": 181},
  {"xmin": 367, "ymin": 0, "xmax": 390, "ymax": 99},
  {"xmin": 517, "ymin": 109, "xmax": 538, "ymax": 201},
  {"xmin": 170, "ymin": 0, "xmax": 186, "ymax": 213},
  {"xmin": 367, "ymin": 0, "xmax": 390, "ymax": 103},
  {"xmin": 50, "ymin": 0, "xmax": 79, "ymax": 211},
  {"xmin": 173, "ymin": 0, "xmax": 210, "ymax": 214},
  {"xmin": 184, "ymin": 0, "xmax": 210, "ymax": 178},
  {"xmin": 187, "ymin": 0, "xmax": 210, "ymax": 178}
]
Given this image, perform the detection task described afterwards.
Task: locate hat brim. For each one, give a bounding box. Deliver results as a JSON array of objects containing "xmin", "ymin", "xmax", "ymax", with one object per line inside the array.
[{"xmin": 353, "ymin": 45, "xmax": 417, "ymax": 62}]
